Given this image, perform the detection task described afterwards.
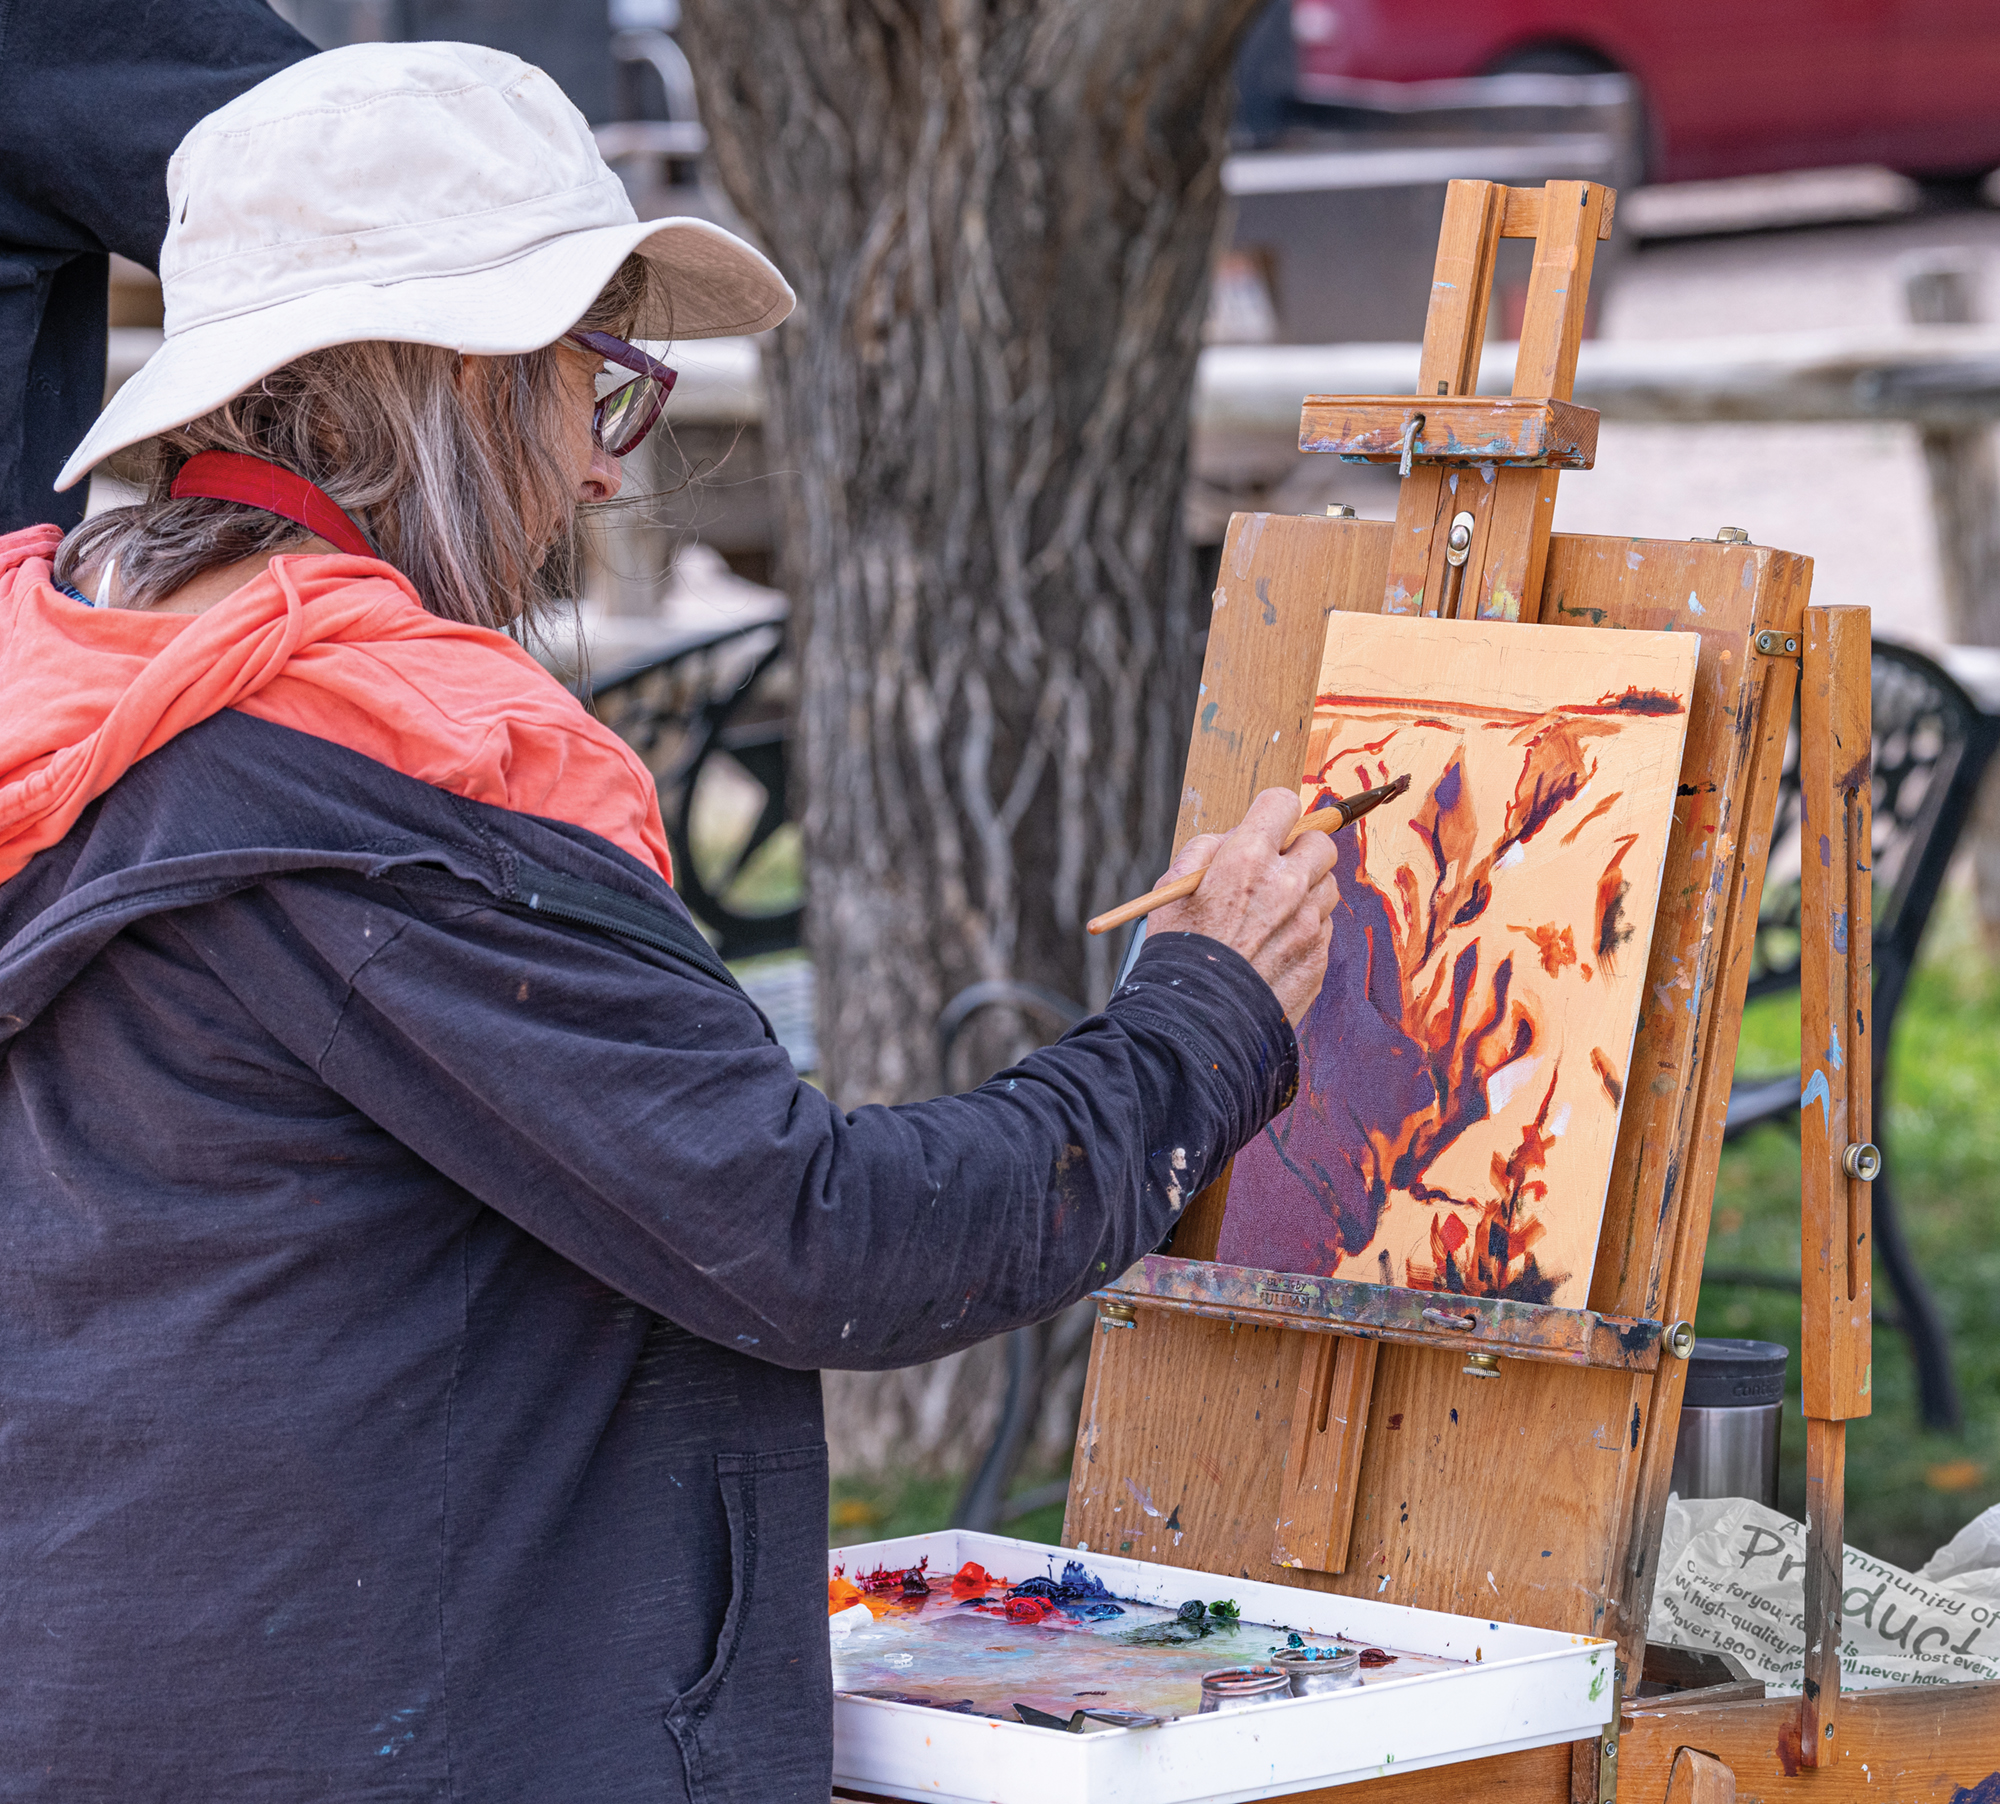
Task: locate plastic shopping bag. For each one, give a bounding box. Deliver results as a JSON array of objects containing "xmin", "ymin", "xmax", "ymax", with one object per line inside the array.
[{"xmin": 1649, "ymin": 1494, "xmax": 2000, "ymax": 1693}]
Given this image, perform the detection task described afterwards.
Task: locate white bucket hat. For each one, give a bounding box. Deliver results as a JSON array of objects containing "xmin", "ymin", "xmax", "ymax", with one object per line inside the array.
[{"xmin": 56, "ymin": 40, "xmax": 794, "ymax": 491}]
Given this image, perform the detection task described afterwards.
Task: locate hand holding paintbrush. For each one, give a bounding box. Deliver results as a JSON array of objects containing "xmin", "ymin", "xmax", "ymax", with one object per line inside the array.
[
  {"xmin": 1091, "ymin": 779, "xmax": 1404, "ymax": 1025},
  {"xmin": 1086, "ymin": 775, "xmax": 1409, "ymax": 936}
]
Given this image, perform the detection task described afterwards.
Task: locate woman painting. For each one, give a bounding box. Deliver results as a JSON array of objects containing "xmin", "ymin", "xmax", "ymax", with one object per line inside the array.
[{"xmin": 0, "ymin": 42, "xmax": 1338, "ymax": 1803}]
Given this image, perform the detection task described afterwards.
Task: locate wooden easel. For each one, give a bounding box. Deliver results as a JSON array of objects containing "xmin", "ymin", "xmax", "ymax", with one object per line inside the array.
[{"xmin": 1067, "ymin": 179, "xmax": 2000, "ymax": 1796}]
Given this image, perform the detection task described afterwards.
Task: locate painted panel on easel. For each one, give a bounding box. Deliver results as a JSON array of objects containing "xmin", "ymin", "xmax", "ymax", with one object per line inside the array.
[{"xmin": 1217, "ymin": 612, "xmax": 1700, "ymax": 1308}]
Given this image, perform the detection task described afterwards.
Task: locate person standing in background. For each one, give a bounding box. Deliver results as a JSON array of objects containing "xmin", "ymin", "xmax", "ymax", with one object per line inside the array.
[{"xmin": 0, "ymin": 0, "xmax": 312, "ymax": 533}]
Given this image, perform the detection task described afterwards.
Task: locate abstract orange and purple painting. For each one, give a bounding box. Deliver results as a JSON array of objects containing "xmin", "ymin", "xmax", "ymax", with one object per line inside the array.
[{"xmin": 1216, "ymin": 613, "xmax": 1700, "ymax": 1309}]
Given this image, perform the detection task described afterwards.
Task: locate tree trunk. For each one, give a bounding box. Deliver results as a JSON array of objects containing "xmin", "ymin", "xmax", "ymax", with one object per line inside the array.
[{"xmin": 681, "ymin": 0, "xmax": 1263, "ymax": 1480}]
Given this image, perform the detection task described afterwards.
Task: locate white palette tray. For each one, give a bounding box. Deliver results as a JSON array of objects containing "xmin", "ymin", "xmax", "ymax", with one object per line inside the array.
[{"xmin": 831, "ymin": 1531, "xmax": 1613, "ymax": 1804}]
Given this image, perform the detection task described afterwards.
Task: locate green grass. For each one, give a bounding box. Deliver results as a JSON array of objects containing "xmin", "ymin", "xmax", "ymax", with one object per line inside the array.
[
  {"xmin": 828, "ymin": 1469, "xmax": 1070, "ymax": 1555},
  {"xmin": 827, "ymin": 890, "xmax": 2000, "ymax": 1575},
  {"xmin": 1708, "ymin": 887, "xmax": 2000, "ymax": 1570}
]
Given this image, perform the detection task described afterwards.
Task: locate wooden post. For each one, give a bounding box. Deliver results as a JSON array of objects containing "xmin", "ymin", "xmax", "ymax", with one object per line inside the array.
[
  {"xmin": 1904, "ymin": 256, "xmax": 2000, "ymax": 957},
  {"xmin": 1797, "ymin": 603, "xmax": 1874, "ymax": 1767},
  {"xmin": 1380, "ymin": 179, "xmax": 1505, "ymax": 621},
  {"xmin": 1476, "ymin": 180, "xmax": 1611, "ymax": 624},
  {"xmin": 1379, "ymin": 178, "xmax": 1613, "ymax": 630}
]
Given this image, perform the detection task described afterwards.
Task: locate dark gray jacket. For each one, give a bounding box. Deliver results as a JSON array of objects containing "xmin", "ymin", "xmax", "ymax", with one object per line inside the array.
[{"xmin": 0, "ymin": 709, "xmax": 1295, "ymax": 1801}]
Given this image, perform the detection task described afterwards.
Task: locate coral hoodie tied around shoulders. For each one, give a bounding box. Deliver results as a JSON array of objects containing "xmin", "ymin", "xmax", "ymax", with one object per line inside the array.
[{"xmin": 0, "ymin": 526, "xmax": 672, "ymax": 886}]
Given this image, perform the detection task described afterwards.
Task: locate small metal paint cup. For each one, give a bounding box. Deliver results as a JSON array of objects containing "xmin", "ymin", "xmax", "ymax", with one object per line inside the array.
[
  {"xmin": 1274, "ymin": 1646, "xmax": 1361, "ymax": 1696},
  {"xmin": 1197, "ymin": 1665, "xmax": 1292, "ymax": 1714}
]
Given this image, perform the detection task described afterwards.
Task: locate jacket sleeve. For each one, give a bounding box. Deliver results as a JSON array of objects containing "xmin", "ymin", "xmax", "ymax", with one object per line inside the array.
[
  {"xmin": 267, "ymin": 875, "xmax": 1297, "ymax": 1370},
  {"xmin": 0, "ymin": 1, "xmax": 312, "ymax": 531},
  {"xmin": 0, "ymin": 0, "xmax": 315, "ymax": 267}
]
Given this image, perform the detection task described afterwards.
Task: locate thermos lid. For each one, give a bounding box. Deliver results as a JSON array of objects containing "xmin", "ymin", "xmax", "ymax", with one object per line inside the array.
[{"xmin": 1683, "ymin": 1336, "xmax": 1789, "ymax": 1409}]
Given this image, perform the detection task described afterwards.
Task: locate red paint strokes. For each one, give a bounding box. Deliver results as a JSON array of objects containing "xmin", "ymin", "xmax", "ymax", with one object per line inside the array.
[
  {"xmin": 1413, "ymin": 756, "xmax": 1482, "ymax": 965},
  {"xmin": 1775, "ymin": 1716, "xmax": 1803, "ymax": 1777},
  {"xmin": 858, "ymin": 1557, "xmax": 931, "ymax": 1594},
  {"xmin": 1590, "ymin": 1046, "xmax": 1624, "ymax": 1106},
  {"xmin": 1495, "ymin": 718, "xmax": 1596, "ymax": 858},
  {"xmin": 1594, "ymin": 833, "xmax": 1641, "ymax": 973},
  {"xmin": 1223, "ymin": 686, "xmax": 1644, "ymax": 1304},
  {"xmin": 1358, "ymin": 1648, "xmax": 1397, "ymax": 1667},
  {"xmin": 1387, "ymin": 1413, "xmax": 1405, "ymax": 1430},
  {"xmin": 1441, "ymin": 1065, "xmax": 1562, "ymax": 1301},
  {"xmin": 1315, "ymin": 689, "xmax": 1683, "ymax": 728},
  {"xmin": 1587, "ymin": 686, "xmax": 1685, "ymax": 717},
  {"xmin": 1558, "ymin": 789, "xmax": 1622, "ymax": 846},
  {"xmin": 1509, "ymin": 921, "xmax": 1576, "ymax": 976}
]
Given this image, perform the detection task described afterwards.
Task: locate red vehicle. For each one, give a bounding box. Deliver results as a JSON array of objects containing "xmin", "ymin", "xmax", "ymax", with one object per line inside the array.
[{"xmin": 1288, "ymin": 0, "xmax": 2000, "ymax": 186}]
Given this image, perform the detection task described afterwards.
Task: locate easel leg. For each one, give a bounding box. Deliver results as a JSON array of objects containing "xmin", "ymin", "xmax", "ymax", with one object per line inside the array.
[
  {"xmin": 1796, "ymin": 606, "xmax": 1873, "ymax": 1769},
  {"xmin": 1800, "ymin": 1416, "xmax": 1846, "ymax": 1766}
]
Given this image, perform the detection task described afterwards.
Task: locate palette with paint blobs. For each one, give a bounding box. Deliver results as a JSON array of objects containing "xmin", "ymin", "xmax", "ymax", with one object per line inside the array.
[{"xmin": 832, "ymin": 1531, "xmax": 1613, "ymax": 1802}]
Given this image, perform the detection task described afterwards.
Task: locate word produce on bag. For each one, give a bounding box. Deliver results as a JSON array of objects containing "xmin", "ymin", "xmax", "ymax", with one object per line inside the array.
[{"xmin": 1649, "ymin": 1495, "xmax": 2000, "ymax": 1692}]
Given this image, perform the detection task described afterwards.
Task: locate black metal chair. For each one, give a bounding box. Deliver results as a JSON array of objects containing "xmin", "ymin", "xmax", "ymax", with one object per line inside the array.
[
  {"xmin": 1719, "ymin": 639, "xmax": 2000, "ymax": 1432},
  {"xmin": 584, "ymin": 611, "xmax": 802, "ymax": 962}
]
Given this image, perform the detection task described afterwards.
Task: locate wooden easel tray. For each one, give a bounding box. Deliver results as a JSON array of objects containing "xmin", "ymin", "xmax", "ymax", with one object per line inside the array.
[{"xmin": 830, "ymin": 1531, "xmax": 1614, "ymax": 1803}]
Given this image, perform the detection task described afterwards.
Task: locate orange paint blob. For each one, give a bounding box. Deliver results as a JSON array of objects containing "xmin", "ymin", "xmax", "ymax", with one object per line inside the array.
[{"xmin": 950, "ymin": 1561, "xmax": 1004, "ymax": 1596}]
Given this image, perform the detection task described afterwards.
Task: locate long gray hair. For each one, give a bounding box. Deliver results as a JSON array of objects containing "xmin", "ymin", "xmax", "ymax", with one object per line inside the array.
[{"xmin": 56, "ymin": 255, "xmax": 655, "ymax": 636}]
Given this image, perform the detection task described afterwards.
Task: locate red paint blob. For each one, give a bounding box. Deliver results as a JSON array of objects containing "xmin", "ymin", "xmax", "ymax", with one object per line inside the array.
[
  {"xmin": 1004, "ymin": 1595, "xmax": 1060, "ymax": 1624},
  {"xmin": 950, "ymin": 1561, "xmax": 1000, "ymax": 1596}
]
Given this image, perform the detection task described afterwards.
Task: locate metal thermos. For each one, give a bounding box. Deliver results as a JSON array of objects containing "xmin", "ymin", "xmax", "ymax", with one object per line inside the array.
[{"xmin": 1669, "ymin": 1336, "xmax": 1787, "ymax": 1507}]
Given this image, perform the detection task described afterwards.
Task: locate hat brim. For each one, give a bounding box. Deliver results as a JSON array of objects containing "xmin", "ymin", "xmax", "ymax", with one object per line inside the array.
[{"xmin": 56, "ymin": 215, "xmax": 792, "ymax": 491}]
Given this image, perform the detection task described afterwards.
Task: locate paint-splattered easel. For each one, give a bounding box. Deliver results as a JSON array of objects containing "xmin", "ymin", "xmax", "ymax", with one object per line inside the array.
[{"xmin": 1065, "ymin": 180, "xmax": 2000, "ymax": 1796}]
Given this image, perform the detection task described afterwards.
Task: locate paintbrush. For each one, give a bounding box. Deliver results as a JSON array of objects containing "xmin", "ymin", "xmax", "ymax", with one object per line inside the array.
[{"xmin": 1084, "ymin": 774, "xmax": 1411, "ymax": 937}]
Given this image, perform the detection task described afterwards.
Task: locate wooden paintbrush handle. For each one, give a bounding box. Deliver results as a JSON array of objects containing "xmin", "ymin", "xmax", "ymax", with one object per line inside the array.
[
  {"xmin": 1084, "ymin": 868, "xmax": 1205, "ymax": 937},
  {"xmin": 1083, "ymin": 776, "xmax": 1407, "ymax": 938},
  {"xmin": 1084, "ymin": 811, "xmax": 1349, "ymax": 937}
]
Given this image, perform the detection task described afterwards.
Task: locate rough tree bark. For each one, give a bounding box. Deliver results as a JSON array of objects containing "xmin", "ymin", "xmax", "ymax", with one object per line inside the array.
[{"xmin": 679, "ymin": 0, "xmax": 1265, "ymax": 1480}]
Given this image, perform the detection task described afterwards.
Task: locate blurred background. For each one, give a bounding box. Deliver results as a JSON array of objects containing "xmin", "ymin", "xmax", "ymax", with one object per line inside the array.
[{"xmin": 103, "ymin": 0, "xmax": 2000, "ymax": 1570}]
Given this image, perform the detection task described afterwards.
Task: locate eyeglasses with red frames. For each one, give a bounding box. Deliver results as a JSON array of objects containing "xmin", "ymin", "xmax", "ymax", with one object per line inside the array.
[{"xmin": 562, "ymin": 328, "xmax": 678, "ymax": 457}]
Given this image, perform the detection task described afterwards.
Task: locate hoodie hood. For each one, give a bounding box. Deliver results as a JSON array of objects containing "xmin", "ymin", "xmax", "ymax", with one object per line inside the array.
[{"xmin": 0, "ymin": 525, "xmax": 670, "ymax": 886}]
